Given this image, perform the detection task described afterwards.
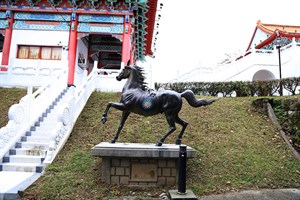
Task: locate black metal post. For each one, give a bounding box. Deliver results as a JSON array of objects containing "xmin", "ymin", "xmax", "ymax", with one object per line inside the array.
[
  {"xmin": 277, "ymin": 44, "xmax": 283, "ymax": 96},
  {"xmin": 178, "ymin": 145, "xmax": 187, "ymax": 194}
]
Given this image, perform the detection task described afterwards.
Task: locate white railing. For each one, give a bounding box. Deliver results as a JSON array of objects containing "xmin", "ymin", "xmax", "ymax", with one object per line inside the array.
[
  {"xmin": 212, "ymin": 40, "xmax": 300, "ymax": 82},
  {"xmin": 73, "ymin": 66, "xmax": 98, "ymax": 121},
  {"xmin": 95, "ymin": 66, "xmax": 125, "ymax": 92},
  {"xmin": 44, "ymin": 64, "xmax": 99, "ymax": 163},
  {"xmin": 0, "ymin": 59, "xmax": 67, "ymax": 87},
  {"xmin": 0, "ymin": 70, "xmax": 68, "ymax": 159},
  {"xmin": 0, "ymin": 60, "xmax": 125, "ymax": 162},
  {"xmin": 221, "ymin": 40, "xmax": 299, "ymax": 66}
]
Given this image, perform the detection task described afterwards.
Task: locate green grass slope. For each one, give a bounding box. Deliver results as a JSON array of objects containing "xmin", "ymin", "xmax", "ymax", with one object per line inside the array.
[
  {"xmin": 0, "ymin": 88, "xmax": 26, "ymax": 127},
  {"xmin": 22, "ymin": 92, "xmax": 300, "ymax": 199}
]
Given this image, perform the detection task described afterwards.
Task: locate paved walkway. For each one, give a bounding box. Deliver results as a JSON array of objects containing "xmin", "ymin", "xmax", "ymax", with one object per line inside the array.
[
  {"xmin": 1, "ymin": 173, "xmax": 299, "ymax": 200},
  {"xmin": 115, "ymin": 188, "xmax": 300, "ymax": 200},
  {"xmin": 199, "ymin": 188, "xmax": 300, "ymax": 200},
  {"xmin": 0, "ymin": 171, "xmax": 41, "ymax": 200}
]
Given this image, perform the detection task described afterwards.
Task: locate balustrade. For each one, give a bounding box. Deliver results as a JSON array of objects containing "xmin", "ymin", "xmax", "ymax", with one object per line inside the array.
[{"xmin": 0, "ymin": 70, "xmax": 67, "ymax": 159}]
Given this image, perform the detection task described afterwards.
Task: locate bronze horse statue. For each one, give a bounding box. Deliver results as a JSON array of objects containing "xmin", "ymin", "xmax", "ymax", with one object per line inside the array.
[{"xmin": 101, "ymin": 64, "xmax": 218, "ymax": 146}]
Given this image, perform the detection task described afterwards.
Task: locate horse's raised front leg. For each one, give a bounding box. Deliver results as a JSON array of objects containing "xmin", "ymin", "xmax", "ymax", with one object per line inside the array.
[
  {"xmin": 101, "ymin": 102, "xmax": 126, "ymax": 124},
  {"xmin": 156, "ymin": 113, "xmax": 176, "ymax": 146},
  {"xmin": 111, "ymin": 111, "xmax": 130, "ymax": 143},
  {"xmin": 175, "ymin": 115, "xmax": 188, "ymax": 145}
]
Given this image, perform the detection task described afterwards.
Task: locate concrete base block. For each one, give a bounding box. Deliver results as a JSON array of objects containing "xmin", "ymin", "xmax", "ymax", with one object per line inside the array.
[
  {"xmin": 168, "ymin": 189, "xmax": 198, "ymax": 200},
  {"xmin": 91, "ymin": 142, "xmax": 196, "ymax": 186},
  {"xmin": 91, "ymin": 142, "xmax": 196, "ymax": 158}
]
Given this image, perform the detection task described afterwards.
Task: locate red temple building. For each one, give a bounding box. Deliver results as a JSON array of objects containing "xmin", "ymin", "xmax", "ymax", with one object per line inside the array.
[
  {"xmin": 0, "ymin": 0, "xmax": 161, "ymax": 90},
  {"xmin": 0, "ymin": 1, "xmax": 163, "ymax": 197}
]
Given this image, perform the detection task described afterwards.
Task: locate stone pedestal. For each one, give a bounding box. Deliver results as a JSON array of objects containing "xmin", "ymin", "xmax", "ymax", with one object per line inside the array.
[{"xmin": 91, "ymin": 142, "xmax": 196, "ymax": 186}]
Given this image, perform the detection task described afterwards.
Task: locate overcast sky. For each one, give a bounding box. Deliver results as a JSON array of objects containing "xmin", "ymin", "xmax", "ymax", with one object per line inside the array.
[{"xmin": 148, "ymin": 0, "xmax": 300, "ymax": 83}]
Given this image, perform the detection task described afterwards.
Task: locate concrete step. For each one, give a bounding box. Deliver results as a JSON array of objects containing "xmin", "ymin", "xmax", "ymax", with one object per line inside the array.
[
  {"xmin": 21, "ymin": 135, "xmax": 51, "ymax": 143},
  {"xmin": 38, "ymin": 116, "xmax": 44, "ymax": 122},
  {"xmin": 34, "ymin": 121, "xmax": 41, "ymax": 127},
  {"xmin": 34, "ymin": 123, "xmax": 58, "ymax": 132},
  {"xmin": 0, "ymin": 163, "xmax": 43, "ymax": 173},
  {"xmin": 26, "ymin": 130, "xmax": 53, "ymax": 137},
  {"xmin": 39, "ymin": 119, "xmax": 58, "ymax": 127},
  {"xmin": 9, "ymin": 148, "xmax": 47, "ymax": 157},
  {"xmin": 43, "ymin": 115, "xmax": 58, "ymax": 121},
  {"xmin": 3, "ymin": 155, "xmax": 44, "ymax": 164},
  {"xmin": 36, "ymin": 110, "xmax": 58, "ymax": 123},
  {"xmin": 36, "ymin": 116, "xmax": 58, "ymax": 126},
  {"xmin": 42, "ymin": 112, "xmax": 48, "ymax": 118},
  {"xmin": 45, "ymin": 108, "xmax": 53, "ymax": 115},
  {"xmin": 15, "ymin": 142, "xmax": 49, "ymax": 150}
]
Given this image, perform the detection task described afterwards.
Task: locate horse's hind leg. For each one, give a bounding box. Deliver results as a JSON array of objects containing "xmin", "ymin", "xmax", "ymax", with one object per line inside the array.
[
  {"xmin": 111, "ymin": 111, "xmax": 130, "ymax": 143},
  {"xmin": 175, "ymin": 115, "xmax": 188, "ymax": 145},
  {"xmin": 156, "ymin": 114, "xmax": 176, "ymax": 146}
]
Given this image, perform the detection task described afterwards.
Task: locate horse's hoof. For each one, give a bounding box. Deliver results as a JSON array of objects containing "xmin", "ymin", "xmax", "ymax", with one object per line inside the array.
[
  {"xmin": 175, "ymin": 139, "xmax": 181, "ymax": 145},
  {"xmin": 101, "ymin": 117, "xmax": 107, "ymax": 124},
  {"xmin": 156, "ymin": 141, "xmax": 163, "ymax": 146},
  {"xmin": 110, "ymin": 140, "xmax": 116, "ymax": 143}
]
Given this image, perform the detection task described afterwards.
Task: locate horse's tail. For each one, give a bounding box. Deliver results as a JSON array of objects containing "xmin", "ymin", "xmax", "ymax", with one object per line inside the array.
[{"xmin": 180, "ymin": 90, "xmax": 219, "ymax": 107}]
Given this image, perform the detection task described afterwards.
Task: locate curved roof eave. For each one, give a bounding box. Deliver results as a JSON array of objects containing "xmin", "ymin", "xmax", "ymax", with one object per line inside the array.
[
  {"xmin": 256, "ymin": 21, "xmax": 274, "ymax": 34},
  {"xmin": 144, "ymin": 0, "xmax": 158, "ymax": 56},
  {"xmin": 255, "ymin": 30, "xmax": 300, "ymax": 49},
  {"xmin": 246, "ymin": 26, "xmax": 258, "ymax": 51},
  {"xmin": 255, "ymin": 31, "xmax": 277, "ymax": 49},
  {"xmin": 247, "ymin": 20, "xmax": 300, "ymax": 50},
  {"xmin": 246, "ymin": 20, "xmax": 273, "ymax": 51}
]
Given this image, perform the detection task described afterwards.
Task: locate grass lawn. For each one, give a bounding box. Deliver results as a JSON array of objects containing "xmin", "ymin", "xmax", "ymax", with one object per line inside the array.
[
  {"xmin": 0, "ymin": 88, "xmax": 26, "ymax": 127},
  {"xmin": 6, "ymin": 91, "xmax": 299, "ymax": 199}
]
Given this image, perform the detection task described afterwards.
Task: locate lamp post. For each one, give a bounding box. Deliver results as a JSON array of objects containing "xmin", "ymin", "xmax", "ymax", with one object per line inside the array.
[{"xmin": 276, "ymin": 37, "xmax": 283, "ymax": 96}]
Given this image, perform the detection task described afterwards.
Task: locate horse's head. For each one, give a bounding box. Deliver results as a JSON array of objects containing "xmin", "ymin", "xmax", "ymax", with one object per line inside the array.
[{"xmin": 116, "ymin": 66, "xmax": 131, "ymax": 81}]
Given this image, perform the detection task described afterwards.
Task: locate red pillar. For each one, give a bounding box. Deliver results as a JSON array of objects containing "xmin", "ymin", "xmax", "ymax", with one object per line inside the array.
[
  {"xmin": 67, "ymin": 13, "xmax": 78, "ymax": 86},
  {"xmin": 1, "ymin": 11, "xmax": 13, "ymax": 70},
  {"xmin": 121, "ymin": 15, "xmax": 132, "ymax": 66}
]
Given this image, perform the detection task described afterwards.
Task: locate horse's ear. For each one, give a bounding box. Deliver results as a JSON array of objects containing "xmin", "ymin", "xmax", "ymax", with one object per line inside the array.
[
  {"xmin": 126, "ymin": 60, "xmax": 130, "ymax": 66},
  {"xmin": 124, "ymin": 60, "xmax": 132, "ymax": 69}
]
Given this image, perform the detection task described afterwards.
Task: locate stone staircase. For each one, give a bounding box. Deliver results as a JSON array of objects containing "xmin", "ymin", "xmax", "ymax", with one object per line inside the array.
[{"xmin": 0, "ymin": 87, "xmax": 69, "ymax": 174}]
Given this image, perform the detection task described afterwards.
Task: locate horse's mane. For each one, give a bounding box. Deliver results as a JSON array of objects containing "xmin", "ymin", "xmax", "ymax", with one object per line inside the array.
[{"xmin": 132, "ymin": 65, "xmax": 148, "ymax": 91}]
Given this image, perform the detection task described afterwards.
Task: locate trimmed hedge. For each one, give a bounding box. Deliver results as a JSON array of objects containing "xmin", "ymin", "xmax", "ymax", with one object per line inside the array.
[{"xmin": 155, "ymin": 77, "xmax": 300, "ymax": 97}]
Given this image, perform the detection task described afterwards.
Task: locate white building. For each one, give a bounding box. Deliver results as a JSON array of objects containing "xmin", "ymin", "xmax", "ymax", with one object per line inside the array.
[
  {"xmin": 173, "ymin": 20, "xmax": 300, "ymax": 86},
  {"xmin": 215, "ymin": 20, "xmax": 300, "ymax": 82}
]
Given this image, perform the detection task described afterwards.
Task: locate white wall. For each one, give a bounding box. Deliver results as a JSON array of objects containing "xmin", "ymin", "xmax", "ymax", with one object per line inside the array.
[
  {"xmin": 0, "ymin": 30, "xmax": 70, "ymax": 87},
  {"xmin": 11, "ymin": 30, "xmax": 69, "ymax": 51},
  {"xmin": 208, "ymin": 44, "xmax": 300, "ymax": 83},
  {"xmin": 249, "ymin": 29, "xmax": 270, "ymax": 50},
  {"xmin": 10, "ymin": 30, "xmax": 69, "ymax": 69}
]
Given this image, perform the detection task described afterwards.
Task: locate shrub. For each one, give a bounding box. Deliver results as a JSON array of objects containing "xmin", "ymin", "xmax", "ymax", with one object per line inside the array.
[
  {"xmin": 273, "ymin": 98, "xmax": 300, "ymax": 150},
  {"xmin": 155, "ymin": 77, "xmax": 300, "ymax": 97},
  {"xmin": 282, "ymin": 77, "xmax": 300, "ymax": 95}
]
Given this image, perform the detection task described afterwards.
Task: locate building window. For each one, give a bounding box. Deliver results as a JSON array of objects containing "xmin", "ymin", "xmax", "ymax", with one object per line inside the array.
[{"xmin": 17, "ymin": 45, "xmax": 62, "ymax": 60}]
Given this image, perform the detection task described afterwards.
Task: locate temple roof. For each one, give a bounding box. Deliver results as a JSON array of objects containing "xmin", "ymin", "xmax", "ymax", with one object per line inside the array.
[
  {"xmin": 134, "ymin": 0, "xmax": 159, "ymax": 60},
  {"xmin": 256, "ymin": 20, "xmax": 300, "ymax": 34},
  {"xmin": 247, "ymin": 20, "xmax": 300, "ymax": 51}
]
